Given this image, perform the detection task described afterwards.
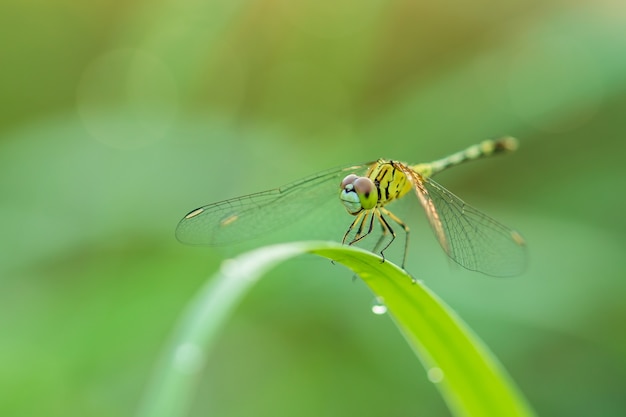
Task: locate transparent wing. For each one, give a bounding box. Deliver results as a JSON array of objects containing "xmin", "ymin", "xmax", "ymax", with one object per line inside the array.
[
  {"xmin": 407, "ymin": 168, "xmax": 527, "ymax": 277},
  {"xmin": 176, "ymin": 162, "xmax": 372, "ymax": 245}
]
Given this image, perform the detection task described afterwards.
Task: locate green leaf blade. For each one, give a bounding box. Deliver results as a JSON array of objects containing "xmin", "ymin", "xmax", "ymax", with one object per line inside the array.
[
  {"xmin": 139, "ymin": 241, "xmax": 535, "ymax": 417},
  {"xmin": 313, "ymin": 244, "xmax": 535, "ymax": 417}
]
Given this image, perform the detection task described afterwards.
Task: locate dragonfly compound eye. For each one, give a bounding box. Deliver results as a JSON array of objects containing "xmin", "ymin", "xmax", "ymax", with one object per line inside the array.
[
  {"xmin": 340, "ymin": 174, "xmax": 364, "ymax": 214},
  {"xmin": 353, "ymin": 177, "xmax": 378, "ymax": 210},
  {"xmin": 340, "ymin": 174, "xmax": 359, "ymax": 190}
]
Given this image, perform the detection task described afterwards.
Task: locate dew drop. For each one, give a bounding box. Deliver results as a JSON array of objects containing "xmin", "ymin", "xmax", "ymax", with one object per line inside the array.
[
  {"xmin": 371, "ymin": 297, "xmax": 387, "ymax": 315},
  {"xmin": 427, "ymin": 367, "xmax": 445, "ymax": 383}
]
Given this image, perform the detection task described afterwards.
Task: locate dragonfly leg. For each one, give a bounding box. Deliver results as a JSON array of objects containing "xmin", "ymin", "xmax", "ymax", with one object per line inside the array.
[
  {"xmin": 374, "ymin": 210, "xmax": 395, "ymax": 264},
  {"xmin": 380, "ymin": 207, "xmax": 410, "ymax": 269},
  {"xmin": 343, "ymin": 211, "xmax": 363, "ymax": 244},
  {"xmin": 371, "ymin": 216, "xmax": 390, "ymax": 257},
  {"xmin": 344, "ymin": 210, "xmax": 375, "ymax": 246},
  {"xmin": 353, "ymin": 210, "xmax": 376, "ymax": 244},
  {"xmin": 344, "ymin": 208, "xmax": 410, "ymax": 269}
]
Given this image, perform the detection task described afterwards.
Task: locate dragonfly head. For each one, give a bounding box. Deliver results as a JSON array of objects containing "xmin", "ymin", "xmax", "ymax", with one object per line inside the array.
[{"xmin": 339, "ymin": 174, "xmax": 378, "ymax": 215}]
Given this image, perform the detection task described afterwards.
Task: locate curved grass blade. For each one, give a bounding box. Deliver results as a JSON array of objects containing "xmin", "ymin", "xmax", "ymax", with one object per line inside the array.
[{"xmin": 137, "ymin": 242, "xmax": 535, "ymax": 417}]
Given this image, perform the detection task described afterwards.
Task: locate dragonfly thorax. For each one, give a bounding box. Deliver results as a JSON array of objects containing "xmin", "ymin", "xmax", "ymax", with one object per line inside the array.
[{"xmin": 339, "ymin": 174, "xmax": 378, "ymax": 215}]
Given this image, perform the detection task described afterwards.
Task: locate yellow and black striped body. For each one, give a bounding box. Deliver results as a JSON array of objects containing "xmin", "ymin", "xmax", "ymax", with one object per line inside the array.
[
  {"xmin": 365, "ymin": 160, "xmax": 414, "ymax": 208},
  {"xmin": 366, "ymin": 137, "xmax": 518, "ymax": 210},
  {"xmin": 411, "ymin": 137, "xmax": 518, "ymax": 178},
  {"xmin": 341, "ymin": 136, "xmax": 521, "ymax": 271}
]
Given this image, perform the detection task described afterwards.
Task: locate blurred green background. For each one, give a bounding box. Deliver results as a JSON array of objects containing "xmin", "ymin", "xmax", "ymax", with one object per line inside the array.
[{"xmin": 2, "ymin": 0, "xmax": 625, "ymax": 416}]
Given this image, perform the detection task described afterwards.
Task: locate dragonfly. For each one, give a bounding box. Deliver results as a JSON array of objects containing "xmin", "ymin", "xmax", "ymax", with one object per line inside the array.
[{"xmin": 176, "ymin": 137, "xmax": 527, "ymax": 277}]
